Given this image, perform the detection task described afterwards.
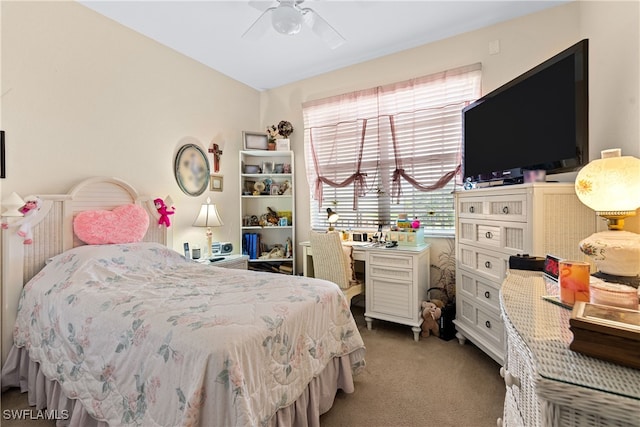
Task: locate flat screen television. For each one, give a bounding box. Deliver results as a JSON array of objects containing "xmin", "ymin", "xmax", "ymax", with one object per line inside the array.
[{"xmin": 462, "ymin": 39, "xmax": 588, "ymax": 184}]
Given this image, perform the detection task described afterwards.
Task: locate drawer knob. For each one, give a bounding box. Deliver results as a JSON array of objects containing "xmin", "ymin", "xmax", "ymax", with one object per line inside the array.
[
  {"xmin": 485, "ymin": 231, "xmax": 493, "ymax": 239},
  {"xmin": 484, "ymin": 261, "xmax": 492, "ymax": 269},
  {"xmin": 485, "ymin": 320, "xmax": 492, "ymax": 329},
  {"xmin": 499, "ymin": 366, "xmax": 506, "ymax": 378},
  {"xmin": 502, "ymin": 206, "xmax": 509, "ymax": 214},
  {"xmin": 504, "ymin": 370, "xmax": 520, "ymax": 388},
  {"xmin": 469, "ymin": 206, "xmax": 475, "ymax": 213},
  {"xmin": 484, "ymin": 291, "xmax": 491, "ymax": 299}
]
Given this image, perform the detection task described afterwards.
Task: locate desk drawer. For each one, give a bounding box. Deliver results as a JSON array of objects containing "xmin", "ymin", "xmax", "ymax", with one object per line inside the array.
[
  {"xmin": 369, "ymin": 265, "xmax": 412, "ymax": 281},
  {"xmin": 368, "ymin": 252, "xmax": 413, "ymax": 269}
]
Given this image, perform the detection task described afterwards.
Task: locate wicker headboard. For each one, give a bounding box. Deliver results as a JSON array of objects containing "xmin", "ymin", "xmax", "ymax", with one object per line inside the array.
[{"xmin": 1, "ymin": 177, "xmax": 171, "ymax": 365}]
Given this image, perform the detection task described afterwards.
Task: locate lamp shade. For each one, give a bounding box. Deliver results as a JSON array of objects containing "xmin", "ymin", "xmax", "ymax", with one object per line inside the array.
[
  {"xmin": 2, "ymin": 192, "xmax": 26, "ymax": 217},
  {"xmin": 326, "ymin": 208, "xmax": 339, "ymax": 224},
  {"xmin": 575, "ymin": 149, "xmax": 640, "ymax": 214},
  {"xmin": 193, "ymin": 198, "xmax": 224, "ymax": 227}
]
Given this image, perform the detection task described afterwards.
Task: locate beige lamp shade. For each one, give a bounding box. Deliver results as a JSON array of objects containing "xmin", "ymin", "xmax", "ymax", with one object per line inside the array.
[
  {"xmin": 193, "ymin": 198, "xmax": 223, "ymax": 258},
  {"xmin": 193, "ymin": 198, "xmax": 224, "ymax": 228},
  {"xmin": 575, "ymin": 149, "xmax": 640, "ymax": 222}
]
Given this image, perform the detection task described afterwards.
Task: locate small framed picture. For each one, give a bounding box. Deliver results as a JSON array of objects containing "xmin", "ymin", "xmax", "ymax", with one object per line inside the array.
[
  {"xmin": 210, "ymin": 175, "xmax": 224, "ymax": 192},
  {"xmin": 243, "ymin": 131, "xmax": 269, "ymax": 150},
  {"xmin": 270, "ymin": 184, "xmax": 280, "ymax": 195},
  {"xmin": 278, "ymin": 217, "xmax": 288, "ymax": 227},
  {"xmin": 276, "ymin": 139, "xmax": 290, "ymax": 151}
]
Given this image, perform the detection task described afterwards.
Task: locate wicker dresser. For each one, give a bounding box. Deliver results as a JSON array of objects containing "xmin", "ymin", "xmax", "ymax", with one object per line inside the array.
[
  {"xmin": 454, "ymin": 183, "xmax": 597, "ymax": 364},
  {"xmin": 499, "ymin": 270, "xmax": 640, "ymax": 427}
]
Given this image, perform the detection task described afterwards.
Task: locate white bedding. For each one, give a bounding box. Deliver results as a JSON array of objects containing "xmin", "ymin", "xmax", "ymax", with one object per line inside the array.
[{"xmin": 9, "ymin": 242, "xmax": 365, "ymax": 426}]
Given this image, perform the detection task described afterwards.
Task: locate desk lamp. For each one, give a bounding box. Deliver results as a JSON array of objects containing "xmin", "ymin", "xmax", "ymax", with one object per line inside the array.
[
  {"xmin": 327, "ymin": 208, "xmax": 339, "ymax": 231},
  {"xmin": 574, "ymin": 149, "xmax": 640, "ymax": 286},
  {"xmin": 193, "ymin": 197, "xmax": 224, "ymax": 259}
]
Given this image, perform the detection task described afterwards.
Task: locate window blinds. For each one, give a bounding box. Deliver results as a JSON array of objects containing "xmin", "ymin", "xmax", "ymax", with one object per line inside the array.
[{"xmin": 303, "ymin": 64, "xmax": 481, "ymax": 233}]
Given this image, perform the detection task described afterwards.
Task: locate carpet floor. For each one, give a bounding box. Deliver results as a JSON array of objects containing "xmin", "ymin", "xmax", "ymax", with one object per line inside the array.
[{"xmin": 1, "ymin": 300, "xmax": 505, "ymax": 426}]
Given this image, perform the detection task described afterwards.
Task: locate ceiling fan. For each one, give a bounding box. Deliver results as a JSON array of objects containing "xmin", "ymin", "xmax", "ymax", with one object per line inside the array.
[{"xmin": 242, "ymin": 0, "xmax": 346, "ymax": 49}]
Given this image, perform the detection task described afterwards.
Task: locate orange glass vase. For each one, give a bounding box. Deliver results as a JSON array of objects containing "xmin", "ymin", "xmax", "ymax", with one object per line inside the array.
[{"xmin": 559, "ymin": 260, "xmax": 590, "ymax": 306}]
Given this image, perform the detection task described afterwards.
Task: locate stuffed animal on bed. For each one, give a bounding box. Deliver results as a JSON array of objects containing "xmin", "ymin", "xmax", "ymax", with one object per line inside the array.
[
  {"xmin": 154, "ymin": 198, "xmax": 175, "ymax": 228},
  {"xmin": 16, "ymin": 196, "xmax": 42, "ymax": 245},
  {"xmin": 421, "ymin": 300, "xmax": 444, "ymax": 338}
]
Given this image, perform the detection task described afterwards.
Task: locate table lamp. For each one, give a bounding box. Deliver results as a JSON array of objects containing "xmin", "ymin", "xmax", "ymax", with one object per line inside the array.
[
  {"xmin": 327, "ymin": 208, "xmax": 339, "ymax": 231},
  {"xmin": 193, "ymin": 197, "xmax": 224, "ymax": 258},
  {"xmin": 574, "ymin": 148, "xmax": 640, "ymax": 287}
]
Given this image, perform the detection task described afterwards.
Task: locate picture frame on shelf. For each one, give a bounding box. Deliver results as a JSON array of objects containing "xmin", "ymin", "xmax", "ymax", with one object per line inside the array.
[
  {"xmin": 243, "ymin": 131, "xmax": 269, "ymax": 150},
  {"xmin": 210, "ymin": 175, "xmax": 224, "ymax": 192},
  {"xmin": 276, "ymin": 139, "xmax": 290, "ymax": 151}
]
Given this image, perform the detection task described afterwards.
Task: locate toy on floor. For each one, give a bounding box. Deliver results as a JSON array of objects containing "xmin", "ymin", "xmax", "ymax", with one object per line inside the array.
[{"xmin": 421, "ymin": 299, "xmax": 444, "ymax": 338}]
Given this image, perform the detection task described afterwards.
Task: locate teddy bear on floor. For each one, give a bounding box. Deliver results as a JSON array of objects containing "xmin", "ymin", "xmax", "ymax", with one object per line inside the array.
[{"xmin": 421, "ymin": 299, "xmax": 444, "ymax": 338}]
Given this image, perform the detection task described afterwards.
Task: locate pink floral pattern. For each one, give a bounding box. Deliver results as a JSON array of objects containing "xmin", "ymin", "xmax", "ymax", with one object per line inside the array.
[{"xmin": 12, "ymin": 242, "xmax": 365, "ymax": 426}]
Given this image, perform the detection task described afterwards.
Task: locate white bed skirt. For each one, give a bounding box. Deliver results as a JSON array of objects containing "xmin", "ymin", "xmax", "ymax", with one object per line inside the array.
[{"xmin": 2, "ymin": 345, "xmax": 364, "ymax": 427}]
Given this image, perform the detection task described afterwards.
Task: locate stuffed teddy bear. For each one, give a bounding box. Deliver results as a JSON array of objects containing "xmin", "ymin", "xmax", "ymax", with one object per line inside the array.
[{"xmin": 421, "ymin": 300, "xmax": 444, "ymax": 338}]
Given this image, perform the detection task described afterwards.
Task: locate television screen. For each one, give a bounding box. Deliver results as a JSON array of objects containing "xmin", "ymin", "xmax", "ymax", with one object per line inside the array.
[{"xmin": 463, "ymin": 39, "xmax": 588, "ymax": 184}]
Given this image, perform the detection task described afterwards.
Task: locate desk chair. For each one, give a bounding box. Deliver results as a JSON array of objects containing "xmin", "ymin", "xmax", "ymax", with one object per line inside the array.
[{"xmin": 309, "ymin": 231, "xmax": 363, "ymax": 306}]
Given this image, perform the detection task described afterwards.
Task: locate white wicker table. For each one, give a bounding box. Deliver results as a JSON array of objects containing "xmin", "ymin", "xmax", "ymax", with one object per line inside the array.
[{"xmin": 499, "ymin": 270, "xmax": 640, "ymax": 427}]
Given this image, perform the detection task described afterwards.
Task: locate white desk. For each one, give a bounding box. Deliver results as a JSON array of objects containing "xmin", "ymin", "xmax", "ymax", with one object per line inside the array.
[{"xmin": 300, "ymin": 241, "xmax": 431, "ymax": 341}]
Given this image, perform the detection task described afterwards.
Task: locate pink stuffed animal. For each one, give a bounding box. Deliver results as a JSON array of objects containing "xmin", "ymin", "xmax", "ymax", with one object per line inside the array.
[{"xmin": 154, "ymin": 198, "xmax": 175, "ymax": 228}]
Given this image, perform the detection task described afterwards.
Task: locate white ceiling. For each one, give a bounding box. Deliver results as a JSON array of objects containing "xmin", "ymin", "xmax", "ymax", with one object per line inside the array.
[{"xmin": 79, "ymin": 1, "xmax": 568, "ymax": 91}]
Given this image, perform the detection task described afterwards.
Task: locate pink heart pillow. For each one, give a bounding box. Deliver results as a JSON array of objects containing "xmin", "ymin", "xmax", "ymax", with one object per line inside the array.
[{"xmin": 74, "ymin": 204, "xmax": 150, "ymax": 245}]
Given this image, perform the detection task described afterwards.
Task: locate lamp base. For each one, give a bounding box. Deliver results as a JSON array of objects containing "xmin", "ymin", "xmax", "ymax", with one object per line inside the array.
[{"xmin": 579, "ymin": 230, "xmax": 640, "ymax": 277}]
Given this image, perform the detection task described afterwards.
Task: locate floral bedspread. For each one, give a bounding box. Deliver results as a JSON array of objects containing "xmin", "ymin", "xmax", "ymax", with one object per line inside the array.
[{"xmin": 12, "ymin": 242, "xmax": 365, "ymax": 426}]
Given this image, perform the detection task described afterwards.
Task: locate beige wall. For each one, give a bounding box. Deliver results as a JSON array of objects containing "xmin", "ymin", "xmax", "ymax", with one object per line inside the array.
[
  {"xmin": 262, "ymin": 1, "xmax": 640, "ymax": 272},
  {"xmin": 1, "ymin": 1, "xmax": 638, "ymax": 269},
  {"xmin": 1, "ymin": 1, "xmax": 260, "ymax": 252}
]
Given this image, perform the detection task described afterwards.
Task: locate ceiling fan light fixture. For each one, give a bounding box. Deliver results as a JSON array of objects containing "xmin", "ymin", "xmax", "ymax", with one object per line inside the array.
[{"xmin": 271, "ymin": 4, "xmax": 302, "ymax": 35}]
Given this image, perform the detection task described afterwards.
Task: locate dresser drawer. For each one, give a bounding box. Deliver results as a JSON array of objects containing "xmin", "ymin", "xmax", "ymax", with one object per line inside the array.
[
  {"xmin": 458, "ymin": 244, "xmax": 509, "ymax": 283},
  {"xmin": 369, "ymin": 264, "xmax": 412, "ymax": 281},
  {"xmin": 457, "ymin": 219, "xmax": 527, "ymax": 254},
  {"xmin": 457, "ymin": 295, "xmax": 504, "ymax": 346},
  {"xmin": 457, "ymin": 193, "xmax": 527, "ymax": 222},
  {"xmin": 458, "ymin": 270, "xmax": 501, "ymax": 311}
]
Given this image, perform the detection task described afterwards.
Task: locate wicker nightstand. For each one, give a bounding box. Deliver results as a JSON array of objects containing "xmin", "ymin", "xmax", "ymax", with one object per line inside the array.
[{"xmin": 499, "ymin": 270, "xmax": 640, "ymax": 427}]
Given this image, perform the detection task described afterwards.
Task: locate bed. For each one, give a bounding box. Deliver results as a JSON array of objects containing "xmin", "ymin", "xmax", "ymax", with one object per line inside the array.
[{"xmin": 1, "ymin": 177, "xmax": 366, "ymax": 426}]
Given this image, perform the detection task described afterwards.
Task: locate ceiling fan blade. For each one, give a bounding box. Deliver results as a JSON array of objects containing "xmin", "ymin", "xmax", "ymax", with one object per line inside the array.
[
  {"xmin": 241, "ymin": 7, "xmax": 275, "ymax": 40},
  {"xmin": 248, "ymin": 1, "xmax": 273, "ymax": 12},
  {"xmin": 301, "ymin": 8, "xmax": 345, "ymax": 49}
]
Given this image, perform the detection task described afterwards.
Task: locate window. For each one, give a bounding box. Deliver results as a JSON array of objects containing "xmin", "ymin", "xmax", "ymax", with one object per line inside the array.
[{"xmin": 303, "ymin": 64, "xmax": 481, "ymax": 234}]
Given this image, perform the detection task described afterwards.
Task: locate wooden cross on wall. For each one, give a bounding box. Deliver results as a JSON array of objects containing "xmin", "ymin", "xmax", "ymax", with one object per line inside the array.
[{"xmin": 208, "ymin": 143, "xmax": 223, "ymax": 173}]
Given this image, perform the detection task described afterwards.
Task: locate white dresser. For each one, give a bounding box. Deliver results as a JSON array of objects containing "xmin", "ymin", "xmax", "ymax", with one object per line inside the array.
[
  {"xmin": 454, "ymin": 183, "xmax": 596, "ymax": 364},
  {"xmin": 499, "ymin": 271, "xmax": 640, "ymax": 427}
]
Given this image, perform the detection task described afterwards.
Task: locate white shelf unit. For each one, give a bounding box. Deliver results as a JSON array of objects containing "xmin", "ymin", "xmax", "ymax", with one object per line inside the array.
[
  {"xmin": 453, "ymin": 183, "xmax": 597, "ymax": 364},
  {"xmin": 239, "ymin": 150, "xmax": 295, "ymax": 274}
]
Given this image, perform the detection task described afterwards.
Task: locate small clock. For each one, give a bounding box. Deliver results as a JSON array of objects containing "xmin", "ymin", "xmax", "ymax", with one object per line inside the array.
[{"xmin": 174, "ymin": 143, "xmax": 210, "ymax": 196}]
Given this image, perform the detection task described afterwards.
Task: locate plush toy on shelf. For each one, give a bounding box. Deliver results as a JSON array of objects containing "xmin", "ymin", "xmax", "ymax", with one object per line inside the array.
[{"xmin": 154, "ymin": 197, "xmax": 175, "ymax": 228}]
